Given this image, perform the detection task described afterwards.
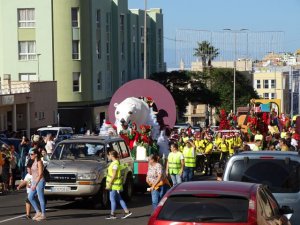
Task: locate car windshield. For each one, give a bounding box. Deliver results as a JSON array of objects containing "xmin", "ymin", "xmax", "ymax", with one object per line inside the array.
[
  {"xmin": 157, "ymin": 195, "xmax": 248, "ymax": 222},
  {"xmin": 51, "ymin": 142, "xmax": 105, "ymax": 160},
  {"xmin": 229, "ymin": 159, "xmax": 300, "ymax": 193}
]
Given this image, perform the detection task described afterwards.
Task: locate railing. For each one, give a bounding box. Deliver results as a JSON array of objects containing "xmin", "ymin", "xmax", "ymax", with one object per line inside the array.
[{"xmin": 0, "ymin": 81, "xmax": 30, "ymax": 95}]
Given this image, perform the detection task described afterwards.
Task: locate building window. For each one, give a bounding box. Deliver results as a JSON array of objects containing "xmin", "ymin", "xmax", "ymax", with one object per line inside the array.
[
  {"xmin": 18, "ymin": 9, "xmax": 35, "ymax": 28},
  {"xmin": 19, "ymin": 73, "xmax": 37, "ymax": 81},
  {"xmin": 97, "ymin": 72, "xmax": 102, "ymax": 90},
  {"xmin": 18, "ymin": 41, "xmax": 36, "ymax": 60},
  {"xmin": 140, "ymin": 26, "xmax": 144, "ymax": 37},
  {"xmin": 120, "ymin": 14, "xmax": 125, "ymax": 32},
  {"xmin": 263, "ymin": 93, "xmax": 269, "ymax": 99},
  {"xmin": 158, "ymin": 28, "xmax": 162, "ymax": 67},
  {"xmin": 255, "ymin": 80, "xmax": 261, "ymax": 89},
  {"xmin": 72, "ymin": 40, "xmax": 80, "ymax": 59},
  {"xmin": 121, "ymin": 42, "xmax": 125, "ymax": 59},
  {"xmin": 263, "ymin": 80, "xmax": 269, "ymax": 89},
  {"xmin": 96, "ymin": 9, "xmax": 101, "ymax": 28},
  {"xmin": 71, "ymin": 8, "xmax": 79, "ymax": 27},
  {"xmin": 96, "ymin": 40, "xmax": 101, "ymax": 59},
  {"xmin": 271, "ymin": 79, "xmax": 276, "ymax": 88},
  {"xmin": 73, "ymin": 72, "xmax": 81, "ymax": 92},
  {"xmin": 271, "ymin": 93, "xmax": 276, "ymax": 99},
  {"xmin": 121, "ymin": 70, "xmax": 126, "ymax": 84}
]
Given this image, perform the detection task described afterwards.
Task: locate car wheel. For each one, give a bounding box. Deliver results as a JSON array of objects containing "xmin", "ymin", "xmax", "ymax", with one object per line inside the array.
[
  {"xmin": 122, "ymin": 175, "xmax": 133, "ymax": 202},
  {"xmin": 100, "ymin": 182, "xmax": 109, "ymax": 209},
  {"xmin": 92, "ymin": 182, "xmax": 109, "ymax": 209}
]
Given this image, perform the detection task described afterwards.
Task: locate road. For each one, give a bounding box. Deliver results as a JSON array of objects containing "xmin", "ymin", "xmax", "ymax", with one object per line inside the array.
[
  {"xmin": 0, "ymin": 174, "xmax": 215, "ymax": 225},
  {"xmin": 0, "ymin": 192, "xmax": 152, "ymax": 225}
]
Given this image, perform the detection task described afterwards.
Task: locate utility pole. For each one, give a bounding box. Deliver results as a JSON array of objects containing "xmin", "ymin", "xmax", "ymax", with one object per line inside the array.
[{"xmin": 223, "ymin": 29, "xmax": 248, "ymax": 114}]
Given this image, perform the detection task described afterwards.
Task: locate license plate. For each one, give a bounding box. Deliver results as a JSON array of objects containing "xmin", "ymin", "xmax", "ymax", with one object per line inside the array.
[{"xmin": 51, "ymin": 187, "xmax": 71, "ymax": 192}]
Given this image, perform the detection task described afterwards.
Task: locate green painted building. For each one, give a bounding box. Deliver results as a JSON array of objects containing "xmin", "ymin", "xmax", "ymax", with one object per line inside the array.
[{"xmin": 0, "ymin": 0, "xmax": 164, "ymax": 131}]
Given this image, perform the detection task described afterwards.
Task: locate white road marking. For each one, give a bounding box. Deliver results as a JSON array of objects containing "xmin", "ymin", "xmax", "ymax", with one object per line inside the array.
[{"xmin": 0, "ymin": 215, "xmax": 25, "ymax": 224}]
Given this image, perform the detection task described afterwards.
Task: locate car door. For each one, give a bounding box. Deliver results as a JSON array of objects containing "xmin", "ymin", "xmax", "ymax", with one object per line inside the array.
[
  {"xmin": 257, "ymin": 188, "xmax": 282, "ymax": 225},
  {"xmin": 118, "ymin": 140, "xmax": 133, "ymax": 176},
  {"xmin": 264, "ymin": 188, "xmax": 290, "ymax": 225}
]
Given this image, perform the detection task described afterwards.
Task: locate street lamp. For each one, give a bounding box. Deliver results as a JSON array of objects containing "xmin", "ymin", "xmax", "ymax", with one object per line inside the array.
[
  {"xmin": 223, "ymin": 29, "xmax": 248, "ymax": 114},
  {"xmin": 143, "ymin": 0, "xmax": 147, "ymax": 79},
  {"xmin": 37, "ymin": 53, "xmax": 41, "ymax": 82}
]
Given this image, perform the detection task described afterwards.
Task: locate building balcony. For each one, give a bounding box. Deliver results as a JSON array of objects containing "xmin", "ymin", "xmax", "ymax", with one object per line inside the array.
[{"xmin": 0, "ymin": 81, "xmax": 30, "ymax": 95}]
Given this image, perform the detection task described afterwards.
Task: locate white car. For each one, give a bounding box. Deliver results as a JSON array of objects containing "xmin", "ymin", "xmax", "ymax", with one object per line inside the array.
[{"xmin": 37, "ymin": 126, "xmax": 73, "ymax": 142}]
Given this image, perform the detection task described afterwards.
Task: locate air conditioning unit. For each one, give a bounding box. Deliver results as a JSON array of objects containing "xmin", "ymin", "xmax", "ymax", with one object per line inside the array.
[{"xmin": 141, "ymin": 37, "xmax": 144, "ymax": 43}]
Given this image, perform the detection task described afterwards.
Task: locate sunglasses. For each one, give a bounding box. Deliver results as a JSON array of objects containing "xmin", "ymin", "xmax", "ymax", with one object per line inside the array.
[{"xmin": 30, "ymin": 153, "xmax": 36, "ymax": 156}]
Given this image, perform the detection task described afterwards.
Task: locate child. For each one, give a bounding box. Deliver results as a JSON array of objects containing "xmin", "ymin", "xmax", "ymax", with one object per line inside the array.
[{"xmin": 17, "ymin": 162, "xmax": 33, "ymax": 219}]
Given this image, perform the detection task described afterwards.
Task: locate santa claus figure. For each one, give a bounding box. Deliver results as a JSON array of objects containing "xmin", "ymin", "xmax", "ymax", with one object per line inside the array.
[{"xmin": 99, "ymin": 120, "xmax": 117, "ymax": 136}]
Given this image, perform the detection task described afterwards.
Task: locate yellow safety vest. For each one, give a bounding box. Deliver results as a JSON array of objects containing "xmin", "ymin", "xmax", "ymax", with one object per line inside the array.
[
  {"xmin": 194, "ymin": 140, "xmax": 205, "ymax": 153},
  {"xmin": 226, "ymin": 139, "xmax": 234, "ymax": 155},
  {"xmin": 106, "ymin": 160, "xmax": 123, "ymax": 191},
  {"xmin": 183, "ymin": 147, "xmax": 196, "ymax": 168},
  {"xmin": 168, "ymin": 152, "xmax": 183, "ymax": 174},
  {"xmin": 220, "ymin": 142, "xmax": 228, "ymax": 152},
  {"xmin": 182, "ymin": 137, "xmax": 189, "ymax": 143},
  {"xmin": 205, "ymin": 142, "xmax": 213, "ymax": 154},
  {"xmin": 234, "ymin": 137, "xmax": 242, "ymax": 148}
]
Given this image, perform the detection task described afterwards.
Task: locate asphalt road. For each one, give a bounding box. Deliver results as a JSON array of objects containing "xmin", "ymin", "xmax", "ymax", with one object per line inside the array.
[
  {"xmin": 0, "ymin": 191, "xmax": 152, "ymax": 225},
  {"xmin": 0, "ymin": 174, "xmax": 216, "ymax": 225}
]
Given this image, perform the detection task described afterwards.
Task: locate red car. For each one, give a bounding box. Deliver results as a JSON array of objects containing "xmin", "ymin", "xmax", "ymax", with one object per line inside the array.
[{"xmin": 148, "ymin": 181, "xmax": 293, "ymax": 225}]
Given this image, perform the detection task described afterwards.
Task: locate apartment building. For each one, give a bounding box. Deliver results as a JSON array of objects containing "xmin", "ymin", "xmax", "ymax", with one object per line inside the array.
[
  {"xmin": 0, "ymin": 0, "xmax": 164, "ymax": 131},
  {"xmin": 253, "ymin": 67, "xmax": 290, "ymax": 114}
]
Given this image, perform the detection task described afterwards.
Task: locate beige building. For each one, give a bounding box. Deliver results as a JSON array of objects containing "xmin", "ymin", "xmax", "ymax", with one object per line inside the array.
[
  {"xmin": 253, "ymin": 67, "xmax": 290, "ymax": 114},
  {"xmin": 0, "ymin": 77, "xmax": 57, "ymax": 137}
]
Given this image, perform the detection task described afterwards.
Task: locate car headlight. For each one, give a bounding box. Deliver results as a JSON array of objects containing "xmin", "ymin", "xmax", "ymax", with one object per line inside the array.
[{"xmin": 77, "ymin": 173, "xmax": 97, "ymax": 180}]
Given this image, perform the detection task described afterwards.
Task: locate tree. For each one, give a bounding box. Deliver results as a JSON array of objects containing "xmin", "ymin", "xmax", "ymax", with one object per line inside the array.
[
  {"xmin": 150, "ymin": 70, "xmax": 216, "ymax": 118},
  {"xmin": 210, "ymin": 68, "xmax": 259, "ymax": 112},
  {"xmin": 194, "ymin": 41, "xmax": 219, "ymax": 69}
]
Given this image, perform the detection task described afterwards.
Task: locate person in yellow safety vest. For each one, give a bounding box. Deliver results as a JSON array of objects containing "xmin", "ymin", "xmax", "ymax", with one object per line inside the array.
[
  {"xmin": 177, "ymin": 137, "xmax": 185, "ymax": 152},
  {"xmin": 183, "ymin": 140, "xmax": 196, "ymax": 182},
  {"xmin": 218, "ymin": 136, "xmax": 229, "ymax": 169},
  {"xmin": 214, "ymin": 132, "xmax": 223, "ymax": 148},
  {"xmin": 204, "ymin": 136, "xmax": 213, "ymax": 176},
  {"xmin": 181, "ymin": 132, "xmax": 189, "ymax": 144},
  {"xmin": 226, "ymin": 135, "xmax": 235, "ymax": 156},
  {"xmin": 233, "ymin": 133, "xmax": 243, "ymax": 153},
  {"xmin": 194, "ymin": 135, "xmax": 205, "ymax": 154},
  {"xmin": 105, "ymin": 150, "xmax": 132, "ymax": 220},
  {"xmin": 166, "ymin": 143, "xmax": 184, "ymax": 186}
]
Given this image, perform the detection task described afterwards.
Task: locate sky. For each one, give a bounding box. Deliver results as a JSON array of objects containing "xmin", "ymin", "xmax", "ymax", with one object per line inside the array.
[{"xmin": 128, "ymin": 0, "xmax": 300, "ymax": 68}]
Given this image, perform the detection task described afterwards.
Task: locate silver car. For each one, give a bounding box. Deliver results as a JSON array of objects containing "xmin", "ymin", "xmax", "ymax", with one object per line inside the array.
[
  {"xmin": 44, "ymin": 135, "xmax": 134, "ymax": 208},
  {"xmin": 223, "ymin": 151, "xmax": 299, "ymax": 224}
]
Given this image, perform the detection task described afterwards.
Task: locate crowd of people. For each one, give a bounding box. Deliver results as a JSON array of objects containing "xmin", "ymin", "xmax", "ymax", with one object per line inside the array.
[
  {"xmin": 1, "ymin": 109, "xmax": 299, "ymax": 220},
  {"xmin": 0, "ymin": 134, "xmax": 52, "ymax": 195}
]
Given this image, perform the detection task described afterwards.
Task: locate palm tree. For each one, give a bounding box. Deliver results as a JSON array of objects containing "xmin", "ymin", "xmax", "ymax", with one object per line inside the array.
[
  {"xmin": 193, "ymin": 41, "xmax": 219, "ymax": 126},
  {"xmin": 194, "ymin": 41, "xmax": 219, "ymax": 69}
]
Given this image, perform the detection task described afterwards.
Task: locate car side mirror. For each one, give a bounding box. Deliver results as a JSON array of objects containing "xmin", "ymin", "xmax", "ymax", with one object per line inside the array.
[{"xmin": 280, "ymin": 205, "xmax": 293, "ymax": 220}]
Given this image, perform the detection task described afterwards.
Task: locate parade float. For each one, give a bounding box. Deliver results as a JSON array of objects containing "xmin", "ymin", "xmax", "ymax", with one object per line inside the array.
[{"xmin": 108, "ymin": 79, "xmax": 176, "ymax": 189}]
